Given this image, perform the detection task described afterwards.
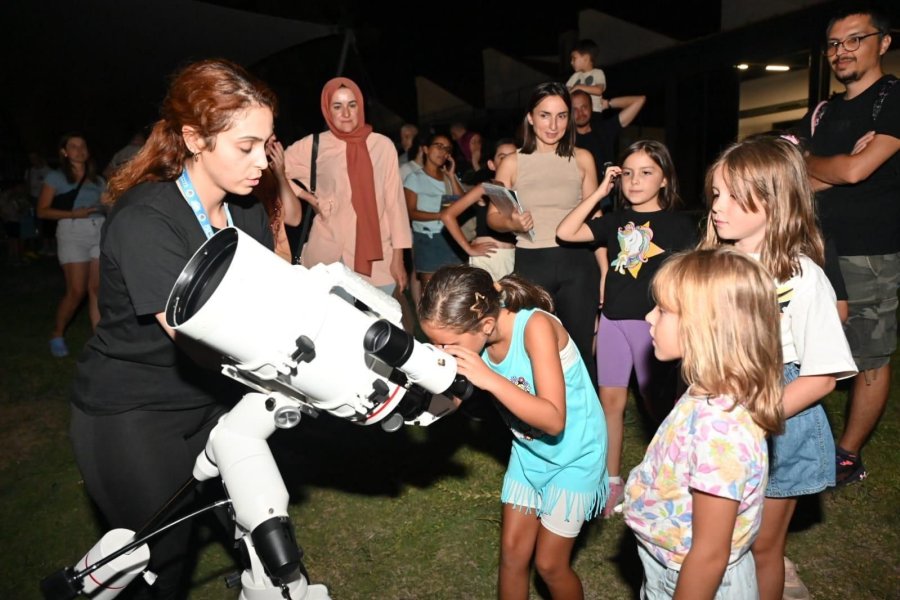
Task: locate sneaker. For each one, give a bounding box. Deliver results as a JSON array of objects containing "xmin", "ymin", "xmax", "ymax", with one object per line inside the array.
[
  {"xmin": 783, "ymin": 556, "xmax": 810, "ymax": 600},
  {"xmin": 835, "ymin": 446, "xmax": 867, "ymax": 486},
  {"xmin": 49, "ymin": 337, "xmax": 68, "ymax": 358},
  {"xmin": 602, "ymin": 480, "xmax": 624, "ymax": 518}
]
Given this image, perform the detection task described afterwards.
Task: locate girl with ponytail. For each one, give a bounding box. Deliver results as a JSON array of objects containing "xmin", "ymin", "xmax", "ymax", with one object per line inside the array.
[{"xmin": 418, "ymin": 265, "xmax": 608, "ymax": 599}]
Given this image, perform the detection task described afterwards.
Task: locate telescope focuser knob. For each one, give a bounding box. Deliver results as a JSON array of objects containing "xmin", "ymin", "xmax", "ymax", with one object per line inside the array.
[
  {"xmin": 367, "ymin": 379, "xmax": 390, "ymax": 406},
  {"xmin": 290, "ymin": 336, "xmax": 316, "ymax": 363}
]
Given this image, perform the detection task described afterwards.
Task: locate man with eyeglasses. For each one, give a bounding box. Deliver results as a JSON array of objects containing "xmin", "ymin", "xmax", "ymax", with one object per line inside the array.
[{"xmin": 797, "ymin": 3, "xmax": 899, "ymax": 489}]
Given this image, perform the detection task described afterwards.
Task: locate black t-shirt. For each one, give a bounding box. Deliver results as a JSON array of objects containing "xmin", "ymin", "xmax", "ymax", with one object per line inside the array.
[
  {"xmin": 72, "ymin": 181, "xmax": 274, "ymax": 414},
  {"xmin": 576, "ymin": 116, "xmax": 623, "ymax": 176},
  {"xmin": 796, "ymin": 75, "xmax": 900, "ymax": 255},
  {"xmin": 588, "ymin": 209, "xmax": 698, "ymax": 320}
]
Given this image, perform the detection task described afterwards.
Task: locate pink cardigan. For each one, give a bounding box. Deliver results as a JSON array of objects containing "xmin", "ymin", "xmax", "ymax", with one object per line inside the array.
[{"xmin": 284, "ymin": 131, "xmax": 411, "ymax": 286}]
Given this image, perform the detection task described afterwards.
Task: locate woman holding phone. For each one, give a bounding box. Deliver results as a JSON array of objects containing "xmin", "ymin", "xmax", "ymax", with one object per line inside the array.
[{"xmin": 403, "ymin": 131, "xmax": 465, "ymax": 288}]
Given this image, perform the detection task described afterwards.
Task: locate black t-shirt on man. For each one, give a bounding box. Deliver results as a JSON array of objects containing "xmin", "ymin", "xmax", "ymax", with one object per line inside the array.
[{"xmin": 795, "ymin": 75, "xmax": 900, "ymax": 255}]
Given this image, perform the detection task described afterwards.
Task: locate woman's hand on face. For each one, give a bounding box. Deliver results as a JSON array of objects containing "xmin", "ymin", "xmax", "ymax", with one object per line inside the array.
[
  {"xmin": 265, "ymin": 137, "xmax": 287, "ymax": 180},
  {"xmin": 441, "ymin": 344, "xmax": 496, "ymax": 390},
  {"xmin": 443, "ymin": 154, "xmax": 456, "ymax": 175}
]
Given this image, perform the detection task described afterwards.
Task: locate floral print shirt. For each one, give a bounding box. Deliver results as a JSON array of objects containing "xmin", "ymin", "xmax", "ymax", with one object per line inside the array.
[{"xmin": 623, "ymin": 391, "xmax": 768, "ymax": 568}]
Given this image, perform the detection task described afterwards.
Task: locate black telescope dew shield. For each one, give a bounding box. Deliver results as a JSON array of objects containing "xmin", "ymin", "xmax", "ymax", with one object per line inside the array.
[
  {"xmin": 365, "ymin": 319, "xmax": 473, "ymax": 401},
  {"xmin": 165, "ymin": 227, "xmax": 464, "ymax": 426},
  {"xmin": 167, "ymin": 228, "xmax": 238, "ymax": 326},
  {"xmin": 363, "ymin": 319, "xmax": 414, "ymax": 367}
]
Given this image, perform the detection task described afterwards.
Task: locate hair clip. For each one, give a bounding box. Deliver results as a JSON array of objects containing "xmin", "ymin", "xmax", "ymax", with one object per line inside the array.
[
  {"xmin": 470, "ymin": 292, "xmax": 487, "ymax": 318},
  {"xmin": 779, "ymin": 134, "xmax": 800, "ymax": 146}
]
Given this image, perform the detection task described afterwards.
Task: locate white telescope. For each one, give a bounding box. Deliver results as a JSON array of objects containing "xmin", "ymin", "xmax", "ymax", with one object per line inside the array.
[{"xmin": 165, "ymin": 226, "xmax": 470, "ymax": 430}]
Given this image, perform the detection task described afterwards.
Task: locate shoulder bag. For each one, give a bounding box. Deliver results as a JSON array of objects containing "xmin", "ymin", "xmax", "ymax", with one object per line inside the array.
[
  {"xmin": 287, "ymin": 132, "xmax": 319, "ymax": 265},
  {"xmin": 50, "ymin": 172, "xmax": 88, "ymax": 211}
]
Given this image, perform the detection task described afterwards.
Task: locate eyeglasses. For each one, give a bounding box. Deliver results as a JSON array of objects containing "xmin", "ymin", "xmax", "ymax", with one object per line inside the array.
[
  {"xmin": 430, "ymin": 143, "xmax": 453, "ymax": 153},
  {"xmin": 823, "ymin": 31, "xmax": 882, "ymax": 56}
]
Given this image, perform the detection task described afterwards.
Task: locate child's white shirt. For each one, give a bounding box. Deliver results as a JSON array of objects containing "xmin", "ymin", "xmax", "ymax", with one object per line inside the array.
[
  {"xmin": 776, "ymin": 255, "xmax": 857, "ymax": 379},
  {"xmin": 566, "ymin": 68, "xmax": 606, "ymax": 112}
]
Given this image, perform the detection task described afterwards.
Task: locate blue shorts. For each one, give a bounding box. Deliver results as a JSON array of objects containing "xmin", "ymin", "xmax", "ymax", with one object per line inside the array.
[
  {"xmin": 412, "ymin": 230, "xmax": 462, "ymax": 274},
  {"xmin": 766, "ymin": 362, "xmax": 836, "ymax": 497}
]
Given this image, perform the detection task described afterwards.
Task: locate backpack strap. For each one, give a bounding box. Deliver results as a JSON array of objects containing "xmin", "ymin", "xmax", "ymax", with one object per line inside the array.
[
  {"xmin": 811, "ymin": 100, "xmax": 829, "ymax": 136},
  {"xmin": 872, "ymin": 76, "xmax": 898, "ymax": 123}
]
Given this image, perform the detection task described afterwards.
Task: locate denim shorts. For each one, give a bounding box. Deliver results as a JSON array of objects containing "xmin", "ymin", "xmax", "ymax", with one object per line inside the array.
[
  {"xmin": 412, "ymin": 229, "xmax": 462, "ymax": 274},
  {"xmin": 839, "ymin": 253, "xmax": 900, "ymax": 371},
  {"xmin": 637, "ymin": 543, "xmax": 757, "ymax": 599},
  {"xmin": 766, "ymin": 362, "xmax": 836, "ymax": 497}
]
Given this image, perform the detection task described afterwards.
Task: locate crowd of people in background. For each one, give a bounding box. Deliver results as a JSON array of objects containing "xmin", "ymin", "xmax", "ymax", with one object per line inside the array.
[{"xmin": 3, "ymin": 3, "xmax": 897, "ymax": 599}]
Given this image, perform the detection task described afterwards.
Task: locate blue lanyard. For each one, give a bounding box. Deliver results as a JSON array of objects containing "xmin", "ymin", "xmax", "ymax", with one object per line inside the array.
[{"xmin": 176, "ymin": 169, "xmax": 233, "ymax": 239}]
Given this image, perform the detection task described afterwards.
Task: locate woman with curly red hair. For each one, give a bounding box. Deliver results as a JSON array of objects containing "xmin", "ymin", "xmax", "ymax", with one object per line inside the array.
[{"xmin": 69, "ymin": 58, "xmax": 297, "ymax": 599}]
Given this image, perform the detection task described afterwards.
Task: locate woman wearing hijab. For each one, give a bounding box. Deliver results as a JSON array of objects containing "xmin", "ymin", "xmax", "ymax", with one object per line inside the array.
[{"xmin": 284, "ymin": 77, "xmax": 411, "ymax": 293}]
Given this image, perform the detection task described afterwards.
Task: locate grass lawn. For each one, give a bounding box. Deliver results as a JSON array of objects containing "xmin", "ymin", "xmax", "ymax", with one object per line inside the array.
[{"xmin": 1, "ymin": 257, "xmax": 898, "ymax": 599}]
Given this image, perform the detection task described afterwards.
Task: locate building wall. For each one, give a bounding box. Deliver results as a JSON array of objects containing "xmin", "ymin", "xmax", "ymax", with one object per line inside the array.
[
  {"xmin": 738, "ymin": 49, "xmax": 900, "ymax": 138},
  {"xmin": 721, "ymin": 0, "xmax": 829, "ymax": 31}
]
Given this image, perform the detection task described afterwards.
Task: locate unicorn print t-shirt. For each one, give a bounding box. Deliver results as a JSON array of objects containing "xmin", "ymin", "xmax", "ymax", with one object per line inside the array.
[
  {"xmin": 588, "ymin": 209, "xmax": 696, "ymax": 320},
  {"xmin": 622, "ymin": 391, "xmax": 768, "ymax": 569}
]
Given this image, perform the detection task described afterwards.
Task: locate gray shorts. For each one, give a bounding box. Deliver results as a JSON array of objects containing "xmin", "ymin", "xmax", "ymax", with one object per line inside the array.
[
  {"xmin": 56, "ymin": 217, "xmax": 103, "ymax": 264},
  {"xmin": 839, "ymin": 253, "xmax": 900, "ymax": 371}
]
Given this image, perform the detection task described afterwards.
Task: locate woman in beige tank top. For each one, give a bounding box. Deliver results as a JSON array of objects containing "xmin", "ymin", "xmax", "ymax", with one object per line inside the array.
[{"xmin": 488, "ymin": 81, "xmax": 602, "ymax": 386}]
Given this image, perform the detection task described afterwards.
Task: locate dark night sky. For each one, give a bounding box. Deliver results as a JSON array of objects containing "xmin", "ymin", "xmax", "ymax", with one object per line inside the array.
[
  {"xmin": 235, "ymin": 0, "xmax": 721, "ymax": 121},
  {"xmin": 0, "ymin": 0, "xmax": 721, "ymax": 168}
]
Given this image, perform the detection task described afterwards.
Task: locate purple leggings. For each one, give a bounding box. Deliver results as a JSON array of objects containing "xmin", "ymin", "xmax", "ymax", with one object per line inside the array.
[{"xmin": 595, "ymin": 314, "xmax": 653, "ymax": 397}]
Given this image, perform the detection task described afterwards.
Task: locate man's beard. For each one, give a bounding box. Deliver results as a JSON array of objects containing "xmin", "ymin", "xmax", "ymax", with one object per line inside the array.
[
  {"xmin": 836, "ymin": 70, "xmax": 861, "ymax": 84},
  {"xmin": 833, "ymin": 58, "xmax": 861, "ymax": 84}
]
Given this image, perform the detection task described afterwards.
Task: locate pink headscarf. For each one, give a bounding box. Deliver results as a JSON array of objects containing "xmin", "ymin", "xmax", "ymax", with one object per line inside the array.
[{"xmin": 320, "ymin": 77, "xmax": 382, "ymax": 276}]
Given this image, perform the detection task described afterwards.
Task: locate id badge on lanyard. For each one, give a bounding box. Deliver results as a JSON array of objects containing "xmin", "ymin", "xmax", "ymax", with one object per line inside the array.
[{"xmin": 176, "ymin": 169, "xmax": 233, "ymax": 239}]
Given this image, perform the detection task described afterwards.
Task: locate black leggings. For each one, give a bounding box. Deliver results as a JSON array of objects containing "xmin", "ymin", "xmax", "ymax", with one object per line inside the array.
[
  {"xmin": 70, "ymin": 403, "xmax": 229, "ymax": 599},
  {"xmin": 514, "ymin": 246, "xmax": 600, "ymax": 385}
]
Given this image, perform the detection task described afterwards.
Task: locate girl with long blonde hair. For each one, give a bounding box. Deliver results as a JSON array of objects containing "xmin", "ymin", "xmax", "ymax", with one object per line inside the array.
[
  {"xmin": 699, "ymin": 135, "xmax": 857, "ymax": 600},
  {"xmin": 624, "ymin": 247, "xmax": 784, "ymax": 599}
]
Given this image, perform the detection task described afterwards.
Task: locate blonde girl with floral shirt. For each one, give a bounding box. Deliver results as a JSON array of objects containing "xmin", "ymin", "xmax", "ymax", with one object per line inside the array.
[{"xmin": 624, "ymin": 247, "xmax": 785, "ymax": 599}]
